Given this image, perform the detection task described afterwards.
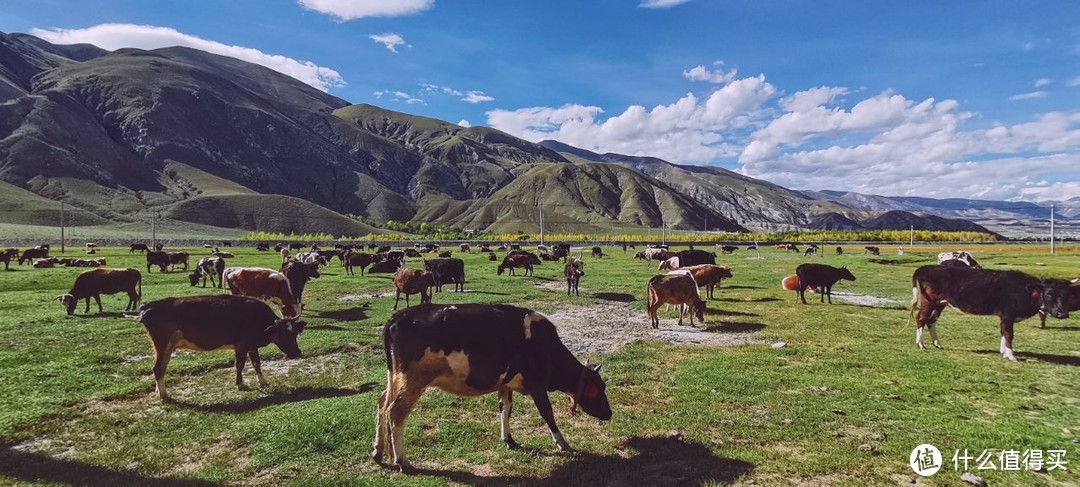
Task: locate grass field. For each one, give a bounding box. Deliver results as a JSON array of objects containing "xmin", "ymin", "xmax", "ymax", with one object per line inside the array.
[{"xmin": 0, "ymin": 243, "xmax": 1077, "ymax": 485}]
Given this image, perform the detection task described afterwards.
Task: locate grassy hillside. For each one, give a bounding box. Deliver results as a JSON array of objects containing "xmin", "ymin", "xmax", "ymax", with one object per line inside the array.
[
  {"xmin": 164, "ymin": 194, "xmax": 381, "ymax": 237},
  {"xmin": 0, "ymin": 180, "xmax": 109, "ymax": 226}
]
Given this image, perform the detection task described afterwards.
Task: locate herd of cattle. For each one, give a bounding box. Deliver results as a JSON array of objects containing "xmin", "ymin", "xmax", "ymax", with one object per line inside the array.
[{"xmin": 5, "ymin": 240, "xmax": 1079, "ymax": 471}]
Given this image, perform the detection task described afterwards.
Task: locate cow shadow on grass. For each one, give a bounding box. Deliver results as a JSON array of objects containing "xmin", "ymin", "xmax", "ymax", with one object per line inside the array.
[
  {"xmin": 1018, "ymin": 351, "xmax": 1080, "ymax": 367},
  {"xmin": 704, "ymin": 322, "xmax": 767, "ymax": 333},
  {"xmin": 467, "ymin": 291, "xmax": 511, "ymax": 296},
  {"xmin": 721, "ymin": 285, "xmax": 764, "ymax": 290},
  {"xmin": 705, "ymin": 308, "xmax": 758, "ymax": 318},
  {"xmin": 411, "ymin": 436, "xmax": 754, "ymax": 485},
  {"xmin": 318, "ymin": 304, "xmax": 371, "ymax": 322},
  {"xmin": 716, "ymin": 297, "xmax": 782, "ymax": 303},
  {"xmin": 169, "ymin": 384, "xmax": 376, "ymax": 414},
  {"xmin": 0, "ymin": 443, "xmax": 216, "ymax": 486},
  {"xmin": 71, "ymin": 311, "xmax": 130, "ymax": 319},
  {"xmin": 594, "ymin": 292, "xmax": 636, "ymax": 302}
]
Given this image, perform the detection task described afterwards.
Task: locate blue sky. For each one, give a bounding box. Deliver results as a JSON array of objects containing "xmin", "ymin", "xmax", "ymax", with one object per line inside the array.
[{"xmin": 2, "ymin": 0, "xmax": 1079, "ymax": 201}]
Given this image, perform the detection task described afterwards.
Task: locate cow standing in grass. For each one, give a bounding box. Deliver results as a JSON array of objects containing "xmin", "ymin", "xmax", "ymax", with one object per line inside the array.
[
  {"xmin": 795, "ymin": 264, "xmax": 855, "ymax": 304},
  {"xmin": 911, "ymin": 265, "xmax": 1072, "ymax": 361},
  {"xmin": 372, "ymin": 304, "xmax": 611, "ymax": 472},
  {"xmin": 55, "ymin": 268, "xmax": 141, "ymax": 315},
  {"xmin": 646, "ymin": 273, "xmax": 706, "ymax": 328},
  {"xmin": 564, "ymin": 258, "xmax": 584, "ymax": 296}
]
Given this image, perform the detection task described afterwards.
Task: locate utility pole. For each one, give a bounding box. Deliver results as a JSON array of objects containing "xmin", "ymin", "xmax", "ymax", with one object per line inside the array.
[
  {"xmin": 909, "ymin": 224, "xmax": 914, "ymax": 246},
  {"xmin": 538, "ymin": 202, "xmax": 544, "ymax": 246},
  {"xmin": 60, "ymin": 201, "xmax": 65, "ymax": 254},
  {"xmin": 1050, "ymin": 204, "xmax": 1056, "ymax": 255},
  {"xmin": 152, "ymin": 210, "xmax": 157, "ymax": 250},
  {"xmin": 662, "ymin": 222, "xmax": 667, "ymax": 245}
]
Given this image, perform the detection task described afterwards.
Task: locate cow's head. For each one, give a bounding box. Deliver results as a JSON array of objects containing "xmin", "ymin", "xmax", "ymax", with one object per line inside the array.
[
  {"xmin": 266, "ymin": 319, "xmax": 306, "ymax": 359},
  {"xmin": 188, "ymin": 270, "xmax": 201, "ymax": 286},
  {"xmin": 497, "ymin": 264, "xmax": 506, "ymax": 275},
  {"xmin": 55, "ymin": 294, "xmax": 78, "ymax": 315},
  {"xmin": 839, "ymin": 266, "xmax": 857, "ymax": 282},
  {"xmin": 570, "ymin": 363, "xmax": 612, "ymax": 421},
  {"xmin": 691, "ymin": 298, "xmax": 707, "ymax": 323},
  {"xmin": 1038, "ymin": 279, "xmax": 1072, "ymax": 320}
]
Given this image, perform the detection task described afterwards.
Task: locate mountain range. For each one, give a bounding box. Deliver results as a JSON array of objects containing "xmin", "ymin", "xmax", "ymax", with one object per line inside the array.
[{"xmin": 0, "ymin": 31, "xmax": 1066, "ymax": 239}]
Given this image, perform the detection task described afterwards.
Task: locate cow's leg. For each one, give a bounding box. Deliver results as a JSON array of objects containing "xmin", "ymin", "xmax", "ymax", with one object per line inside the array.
[
  {"xmin": 94, "ymin": 294, "xmax": 103, "ymax": 313},
  {"xmin": 371, "ymin": 378, "xmax": 390, "ymax": 464},
  {"xmin": 151, "ymin": 339, "xmax": 175, "ymax": 400},
  {"xmin": 393, "ymin": 291, "xmax": 402, "ymax": 311},
  {"xmin": 1039, "ymin": 310, "xmax": 1047, "ymax": 329},
  {"xmin": 234, "ymin": 349, "xmax": 251, "ymax": 390},
  {"xmin": 126, "ymin": 290, "xmax": 137, "ymax": 311},
  {"xmin": 387, "ymin": 381, "xmax": 427, "ymax": 473},
  {"xmin": 499, "ymin": 390, "xmax": 520, "ymax": 449},
  {"xmin": 797, "ymin": 284, "xmax": 807, "ymax": 304},
  {"xmin": 84, "ymin": 297, "xmax": 91, "ymax": 313},
  {"xmin": 529, "ymin": 388, "xmax": 572, "ymax": 452},
  {"xmin": 928, "ymin": 322, "xmax": 943, "ymax": 349},
  {"xmin": 647, "ymin": 302, "xmax": 660, "ymax": 329},
  {"xmin": 1001, "ymin": 318, "xmax": 1017, "ymax": 361},
  {"xmin": 249, "ymin": 350, "xmax": 267, "ymax": 386}
]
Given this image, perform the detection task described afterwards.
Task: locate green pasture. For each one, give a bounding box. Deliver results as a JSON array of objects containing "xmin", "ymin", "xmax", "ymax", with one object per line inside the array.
[{"xmin": 0, "ymin": 243, "xmax": 1077, "ymax": 485}]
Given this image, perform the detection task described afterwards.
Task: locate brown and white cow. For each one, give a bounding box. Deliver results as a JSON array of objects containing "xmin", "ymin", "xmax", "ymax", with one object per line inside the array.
[
  {"xmin": 682, "ymin": 264, "xmax": 733, "ymax": 299},
  {"xmin": 223, "ymin": 267, "xmax": 302, "ymax": 318},
  {"xmin": 137, "ymin": 295, "xmax": 305, "ymax": 400},
  {"xmin": 55, "ymin": 268, "xmax": 141, "ymax": 315},
  {"xmin": 564, "ymin": 258, "xmax": 584, "ymax": 296},
  {"xmin": 372, "ymin": 304, "xmax": 611, "ymax": 472}
]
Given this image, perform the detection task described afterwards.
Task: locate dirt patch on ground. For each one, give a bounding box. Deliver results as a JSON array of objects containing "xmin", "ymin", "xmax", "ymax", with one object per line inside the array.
[
  {"xmin": 829, "ymin": 292, "xmax": 899, "ymax": 307},
  {"xmin": 539, "ymin": 301, "xmax": 762, "ymax": 356}
]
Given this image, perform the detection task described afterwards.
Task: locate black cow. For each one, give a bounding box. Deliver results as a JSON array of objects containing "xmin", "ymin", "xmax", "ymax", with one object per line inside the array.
[
  {"xmin": 372, "ymin": 304, "xmax": 611, "ymax": 472},
  {"xmin": 794, "ymin": 263, "xmax": 856, "ymax": 304},
  {"xmin": 289, "ymin": 243, "xmax": 306, "ymax": 251},
  {"xmin": 145, "ymin": 251, "xmax": 169, "ymax": 273},
  {"xmin": 280, "ymin": 260, "xmax": 320, "ymax": 303},
  {"xmin": 344, "ymin": 252, "xmax": 380, "ymax": 276},
  {"xmin": 864, "ymin": 246, "xmax": 880, "ymax": 255},
  {"xmin": 130, "ymin": 243, "xmax": 149, "ymax": 254},
  {"xmin": 591, "ymin": 246, "xmax": 603, "ymax": 258},
  {"xmin": 0, "ymin": 248, "xmax": 17, "ymax": 270},
  {"xmin": 55, "ymin": 268, "xmax": 142, "ymax": 315},
  {"xmin": 154, "ymin": 243, "xmax": 164, "ymax": 251},
  {"xmin": 166, "ymin": 252, "xmax": 189, "ymax": 272},
  {"xmin": 18, "ymin": 247, "xmax": 48, "ymax": 265},
  {"xmin": 835, "ymin": 246, "xmax": 843, "ymax": 255},
  {"xmin": 256, "ymin": 243, "xmax": 270, "ymax": 252},
  {"xmin": 675, "ymin": 249, "xmax": 716, "ymax": 267},
  {"xmin": 369, "ymin": 258, "xmax": 403, "ymax": 274},
  {"xmin": 377, "ymin": 245, "xmax": 391, "ymax": 254},
  {"xmin": 1039, "ymin": 280, "xmax": 1080, "ymax": 328},
  {"xmin": 911, "ymin": 266, "xmax": 1072, "ymax": 361},
  {"xmin": 137, "ymin": 295, "xmax": 306, "ymax": 400},
  {"xmin": 719, "ymin": 245, "xmax": 738, "ymax": 254},
  {"xmin": 424, "ymin": 258, "xmax": 466, "ymax": 292}
]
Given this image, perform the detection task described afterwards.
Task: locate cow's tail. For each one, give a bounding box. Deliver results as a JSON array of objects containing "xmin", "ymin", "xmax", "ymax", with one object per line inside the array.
[
  {"xmin": 382, "ymin": 320, "xmax": 397, "ymax": 373},
  {"xmin": 906, "ymin": 273, "xmax": 926, "ymax": 331},
  {"xmin": 137, "ymin": 272, "xmax": 143, "ymax": 307}
]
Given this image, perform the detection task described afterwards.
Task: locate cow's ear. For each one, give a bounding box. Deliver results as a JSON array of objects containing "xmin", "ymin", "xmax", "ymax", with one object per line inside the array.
[
  {"xmin": 593, "ymin": 363, "xmax": 602, "ymax": 373},
  {"xmin": 1030, "ymin": 286, "xmax": 1041, "ymax": 301}
]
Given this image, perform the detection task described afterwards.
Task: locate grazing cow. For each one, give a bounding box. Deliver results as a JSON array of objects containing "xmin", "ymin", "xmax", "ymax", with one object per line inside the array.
[
  {"xmin": 294, "ymin": 251, "xmax": 327, "ymax": 266},
  {"xmin": 145, "ymin": 251, "xmax": 169, "ymax": 273},
  {"xmin": 224, "ymin": 267, "xmax": 302, "ymax": 318},
  {"xmin": 369, "ymin": 258, "xmax": 404, "ymax": 274},
  {"xmin": 676, "ymin": 249, "xmax": 716, "ymax": 267},
  {"xmin": 683, "ymin": 264, "xmax": 733, "ymax": 299},
  {"xmin": 488, "ymin": 252, "xmax": 498, "ymax": 261},
  {"xmin": 289, "ymin": 243, "xmax": 305, "ymax": 251},
  {"xmin": 785, "ymin": 243, "xmax": 800, "ymax": 253},
  {"xmin": 460, "ymin": 244, "xmax": 471, "ymax": 253},
  {"xmin": 937, "ymin": 251, "xmax": 980, "ymax": 268},
  {"xmin": 317, "ymin": 249, "xmax": 345, "ymax": 265},
  {"xmin": 55, "ymin": 268, "xmax": 141, "ymax": 315},
  {"xmin": 746, "ymin": 245, "xmax": 758, "ymax": 251},
  {"xmin": 137, "ymin": 295, "xmax": 305, "ymax": 400},
  {"xmin": 718, "ymin": 245, "xmax": 738, "ymax": 254},
  {"xmin": 424, "ymin": 258, "xmax": 466, "ymax": 292},
  {"xmin": 910, "ymin": 265, "xmax": 1073, "ymax": 361},
  {"xmin": 190, "ymin": 257, "xmax": 226, "ymax": 288},
  {"xmin": 372, "ymin": 304, "xmax": 611, "ymax": 471},
  {"xmin": 864, "ymin": 246, "xmax": 880, "ymax": 255},
  {"xmin": 564, "ymin": 258, "xmax": 585, "ymax": 296},
  {"xmin": 646, "ymin": 273, "xmax": 706, "ymax": 328},
  {"xmin": 541, "ymin": 252, "xmax": 561, "ymax": 261},
  {"xmin": 255, "ymin": 243, "xmax": 270, "ymax": 251},
  {"xmin": 794, "ymin": 264, "xmax": 856, "ymax": 304},
  {"xmin": 591, "ymin": 246, "xmax": 603, "ymax": 258},
  {"xmin": 1038, "ymin": 279, "xmax": 1080, "ymax": 328},
  {"xmin": 0, "ymin": 248, "xmax": 17, "ymax": 270},
  {"xmin": 633, "ymin": 251, "xmax": 647, "ymax": 261},
  {"xmin": 167, "ymin": 252, "xmax": 189, "ymax": 272},
  {"xmin": 803, "ymin": 246, "xmax": 816, "ymax": 257},
  {"xmin": 280, "ymin": 260, "xmax": 320, "ymax": 303},
  {"xmin": 836, "ymin": 246, "xmax": 843, "ymax": 255},
  {"xmin": 437, "ymin": 250, "xmax": 452, "ymax": 258},
  {"xmin": 18, "ymin": 247, "xmax": 49, "ymax": 265},
  {"xmin": 498, "ymin": 253, "xmax": 535, "ymax": 276},
  {"xmin": 130, "ymin": 243, "xmax": 149, "ymax": 254},
  {"xmin": 657, "ymin": 256, "xmax": 680, "ymax": 271},
  {"xmin": 537, "ymin": 244, "xmax": 548, "ymax": 253},
  {"xmin": 643, "ymin": 247, "xmax": 669, "ymax": 263},
  {"xmin": 392, "ymin": 268, "xmax": 435, "ymax": 310},
  {"xmin": 344, "ymin": 252, "xmax": 379, "ymax": 276}
]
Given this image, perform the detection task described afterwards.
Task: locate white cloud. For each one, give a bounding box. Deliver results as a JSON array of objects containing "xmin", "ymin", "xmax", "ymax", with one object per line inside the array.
[
  {"xmin": 1067, "ymin": 76, "xmax": 1080, "ymax": 87},
  {"xmin": 375, "ymin": 90, "xmax": 423, "ymax": 104},
  {"xmin": 462, "ymin": 91, "xmax": 494, "ymax": 103},
  {"xmin": 488, "ymin": 64, "xmax": 1080, "ymax": 201},
  {"xmin": 298, "ymin": 0, "xmax": 434, "ymax": 21},
  {"xmin": 31, "ymin": 23, "xmax": 344, "ymax": 92},
  {"xmin": 683, "ymin": 61, "xmax": 738, "ymax": 84},
  {"xmin": 1034, "ymin": 78, "xmax": 1052, "ymax": 88},
  {"xmin": 488, "ymin": 75, "xmax": 776, "ymax": 163},
  {"xmin": 368, "ymin": 33, "xmax": 408, "ymax": 53},
  {"xmin": 1009, "ymin": 91, "xmax": 1049, "ymax": 101},
  {"xmin": 457, "ymin": 119, "xmax": 471, "ymax": 127},
  {"xmin": 639, "ymin": 0, "xmax": 691, "ymax": 8}
]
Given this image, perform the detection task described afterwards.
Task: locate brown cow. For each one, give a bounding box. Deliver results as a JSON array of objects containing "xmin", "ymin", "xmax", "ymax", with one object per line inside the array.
[
  {"xmin": 683, "ymin": 264, "xmax": 733, "ymax": 299},
  {"xmin": 646, "ymin": 273, "xmax": 706, "ymax": 328},
  {"xmin": 392, "ymin": 268, "xmax": 435, "ymax": 310},
  {"xmin": 344, "ymin": 251, "xmax": 379, "ymax": 276},
  {"xmin": 498, "ymin": 253, "xmax": 535, "ymax": 276},
  {"xmin": 55, "ymin": 268, "xmax": 142, "ymax": 315},
  {"xmin": 223, "ymin": 267, "xmax": 302, "ymax": 318},
  {"xmin": 137, "ymin": 295, "xmax": 305, "ymax": 400},
  {"xmin": 0, "ymin": 248, "xmax": 16, "ymax": 270}
]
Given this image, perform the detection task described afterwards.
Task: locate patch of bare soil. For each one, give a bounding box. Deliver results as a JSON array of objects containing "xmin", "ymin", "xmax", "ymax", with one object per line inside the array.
[
  {"xmin": 829, "ymin": 292, "xmax": 899, "ymax": 307},
  {"xmin": 540, "ymin": 301, "xmax": 762, "ymax": 356}
]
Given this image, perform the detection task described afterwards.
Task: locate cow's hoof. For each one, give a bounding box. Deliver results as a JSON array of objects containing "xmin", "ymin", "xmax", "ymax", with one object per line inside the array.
[
  {"xmin": 917, "ymin": 344, "xmax": 926, "ymax": 350},
  {"xmin": 396, "ymin": 460, "xmax": 415, "ymax": 474},
  {"xmin": 933, "ymin": 342, "xmax": 943, "ymax": 350},
  {"xmin": 371, "ymin": 451, "xmax": 384, "ymax": 465},
  {"xmin": 237, "ymin": 383, "xmax": 250, "ymax": 391},
  {"xmin": 504, "ymin": 438, "xmax": 521, "ymax": 450}
]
